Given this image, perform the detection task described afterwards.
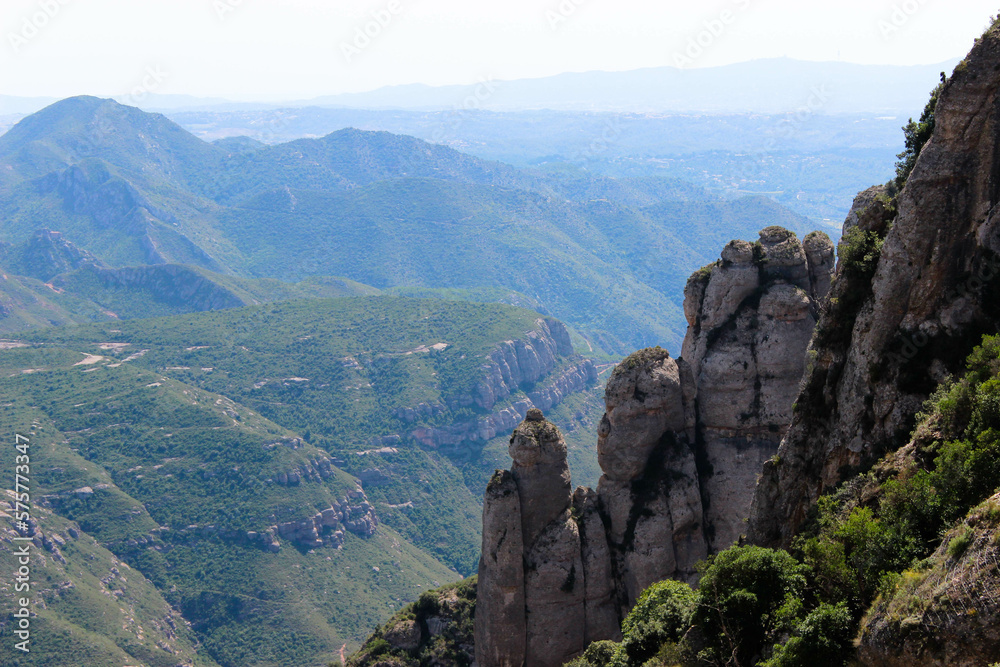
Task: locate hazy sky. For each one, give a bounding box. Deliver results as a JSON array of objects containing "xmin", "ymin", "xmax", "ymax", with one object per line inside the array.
[{"xmin": 1, "ymin": 0, "xmax": 996, "ymax": 100}]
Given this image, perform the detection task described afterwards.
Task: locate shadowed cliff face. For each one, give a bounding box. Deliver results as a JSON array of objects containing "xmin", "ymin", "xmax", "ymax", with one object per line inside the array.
[
  {"xmin": 748, "ymin": 25, "xmax": 1000, "ymax": 549},
  {"xmin": 476, "ymin": 226, "xmax": 833, "ymax": 667}
]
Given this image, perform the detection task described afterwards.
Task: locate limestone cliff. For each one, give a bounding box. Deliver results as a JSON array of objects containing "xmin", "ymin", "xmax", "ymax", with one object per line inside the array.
[
  {"xmin": 683, "ymin": 227, "xmax": 832, "ymax": 550},
  {"xmin": 747, "ymin": 24, "xmax": 1000, "ymax": 548},
  {"xmin": 475, "ymin": 227, "xmax": 833, "ymax": 666},
  {"xmin": 390, "ymin": 318, "xmax": 598, "ymax": 456}
]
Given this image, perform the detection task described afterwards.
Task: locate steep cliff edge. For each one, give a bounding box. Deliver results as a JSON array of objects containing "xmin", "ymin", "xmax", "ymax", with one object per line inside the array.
[
  {"xmin": 474, "ymin": 226, "xmax": 833, "ymax": 667},
  {"xmin": 683, "ymin": 227, "xmax": 833, "ymax": 550},
  {"xmin": 748, "ymin": 24, "xmax": 1000, "ymax": 549}
]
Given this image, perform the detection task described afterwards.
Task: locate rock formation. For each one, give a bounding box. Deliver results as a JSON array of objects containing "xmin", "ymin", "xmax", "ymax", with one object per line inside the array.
[
  {"xmin": 387, "ymin": 319, "xmax": 599, "ymax": 457},
  {"xmin": 684, "ymin": 227, "xmax": 832, "ymax": 550},
  {"xmin": 747, "ymin": 25, "xmax": 1000, "ymax": 549},
  {"xmin": 0, "ymin": 228, "xmax": 106, "ymax": 281},
  {"xmin": 477, "ymin": 408, "xmax": 588, "ymax": 667},
  {"xmin": 476, "ymin": 227, "xmax": 834, "ymax": 667}
]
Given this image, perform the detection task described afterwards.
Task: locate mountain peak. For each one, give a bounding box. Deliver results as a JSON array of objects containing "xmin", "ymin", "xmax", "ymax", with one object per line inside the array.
[{"xmin": 0, "ymin": 94, "xmax": 222, "ymax": 186}]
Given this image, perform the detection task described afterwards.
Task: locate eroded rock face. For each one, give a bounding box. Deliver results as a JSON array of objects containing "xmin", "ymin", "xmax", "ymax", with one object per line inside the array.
[
  {"xmin": 597, "ymin": 348, "xmax": 693, "ymax": 482},
  {"xmin": 509, "ymin": 416, "xmax": 573, "ymax": 548},
  {"xmin": 476, "ymin": 418, "xmax": 586, "ymax": 667},
  {"xmin": 683, "ymin": 227, "xmax": 832, "ymax": 551},
  {"xmin": 476, "ymin": 227, "xmax": 833, "ymax": 667},
  {"xmin": 471, "ymin": 319, "xmax": 576, "ymax": 411},
  {"xmin": 476, "ymin": 470, "xmax": 527, "ymax": 667},
  {"xmin": 391, "ymin": 321, "xmax": 599, "ymax": 457},
  {"xmin": 748, "ymin": 26, "xmax": 1000, "ymax": 548},
  {"xmin": 595, "ymin": 349, "xmax": 705, "ymax": 602},
  {"xmin": 476, "ymin": 227, "xmax": 832, "ymax": 667}
]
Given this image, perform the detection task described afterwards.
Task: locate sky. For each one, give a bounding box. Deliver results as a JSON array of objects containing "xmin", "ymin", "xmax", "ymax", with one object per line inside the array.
[{"xmin": 0, "ymin": 0, "xmax": 997, "ymax": 100}]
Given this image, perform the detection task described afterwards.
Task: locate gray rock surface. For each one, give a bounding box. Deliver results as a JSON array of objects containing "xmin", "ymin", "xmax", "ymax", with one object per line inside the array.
[
  {"xmin": 476, "ymin": 226, "xmax": 833, "ymax": 666},
  {"xmin": 475, "ymin": 470, "xmax": 527, "ymax": 667},
  {"xmin": 683, "ymin": 227, "xmax": 831, "ymax": 551},
  {"xmin": 748, "ymin": 28, "xmax": 1000, "ymax": 547},
  {"xmin": 509, "ymin": 417, "xmax": 573, "ymax": 548}
]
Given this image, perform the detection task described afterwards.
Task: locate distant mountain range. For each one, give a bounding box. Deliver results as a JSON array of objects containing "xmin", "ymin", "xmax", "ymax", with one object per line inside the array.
[
  {"xmin": 0, "ymin": 91, "xmax": 836, "ymax": 667},
  {"xmin": 0, "ymin": 95, "xmax": 821, "ymax": 353},
  {"xmin": 0, "ymin": 58, "xmax": 958, "ymax": 116},
  {"xmin": 294, "ymin": 58, "xmax": 960, "ymax": 115}
]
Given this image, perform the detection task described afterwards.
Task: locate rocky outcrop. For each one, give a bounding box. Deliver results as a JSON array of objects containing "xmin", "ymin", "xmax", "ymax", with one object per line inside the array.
[
  {"xmin": 476, "ymin": 227, "xmax": 833, "ymax": 667},
  {"xmin": 476, "ymin": 410, "xmax": 587, "ymax": 667},
  {"xmin": 475, "ymin": 400, "xmax": 707, "ymax": 667},
  {"xmin": 527, "ymin": 359, "xmax": 599, "ymax": 412},
  {"xmin": 857, "ymin": 494, "xmax": 1000, "ymax": 666},
  {"xmin": 477, "ymin": 470, "xmax": 527, "ymax": 667},
  {"xmin": 349, "ymin": 578, "xmax": 478, "ymax": 667},
  {"xmin": 747, "ymin": 25, "xmax": 1000, "ymax": 548},
  {"xmin": 596, "ymin": 348, "xmax": 706, "ymax": 600},
  {"xmin": 682, "ymin": 226, "xmax": 833, "ymax": 551},
  {"xmin": 469, "ymin": 318, "xmax": 575, "ymax": 410},
  {"xmin": 275, "ymin": 489, "xmax": 378, "ymax": 547},
  {"xmin": 383, "ymin": 320, "xmax": 596, "ymax": 457},
  {"xmin": 1, "ymin": 228, "xmax": 106, "ymax": 281},
  {"xmin": 408, "ymin": 359, "xmax": 598, "ymax": 453}
]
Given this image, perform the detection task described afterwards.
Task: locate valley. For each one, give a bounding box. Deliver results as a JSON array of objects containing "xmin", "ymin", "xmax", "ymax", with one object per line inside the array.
[{"xmin": 0, "ymin": 24, "xmax": 991, "ymax": 665}]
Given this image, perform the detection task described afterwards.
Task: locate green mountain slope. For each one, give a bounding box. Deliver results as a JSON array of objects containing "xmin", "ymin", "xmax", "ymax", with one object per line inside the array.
[
  {"xmin": 0, "ymin": 97, "xmax": 813, "ymax": 353},
  {"xmin": 0, "ymin": 227, "xmax": 382, "ymax": 333},
  {"xmin": 17, "ymin": 296, "xmax": 598, "ymax": 572},
  {"xmin": 0, "ymin": 295, "xmax": 603, "ymax": 665},
  {"xmin": 0, "ymin": 339, "xmax": 459, "ymax": 666}
]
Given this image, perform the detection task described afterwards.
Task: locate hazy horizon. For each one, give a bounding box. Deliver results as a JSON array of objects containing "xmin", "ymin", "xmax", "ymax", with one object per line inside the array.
[{"xmin": 1, "ymin": 0, "xmax": 997, "ymax": 101}]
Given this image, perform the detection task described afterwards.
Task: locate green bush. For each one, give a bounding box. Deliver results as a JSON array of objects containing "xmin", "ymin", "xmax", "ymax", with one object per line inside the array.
[
  {"xmin": 693, "ymin": 546, "xmax": 809, "ymax": 666},
  {"xmin": 761, "ymin": 602, "xmax": 854, "ymax": 667},
  {"xmin": 838, "ymin": 227, "xmax": 884, "ymax": 282},
  {"xmin": 946, "ymin": 525, "xmax": 975, "ymax": 559},
  {"xmin": 565, "ymin": 640, "xmax": 621, "ymax": 667},
  {"xmin": 893, "ymin": 73, "xmax": 946, "ymax": 190},
  {"xmin": 617, "ymin": 580, "xmax": 696, "ymax": 667}
]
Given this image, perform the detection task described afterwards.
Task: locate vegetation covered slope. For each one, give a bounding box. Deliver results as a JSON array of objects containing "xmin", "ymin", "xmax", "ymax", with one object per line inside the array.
[
  {"xmin": 0, "ymin": 295, "xmax": 605, "ymax": 666},
  {"xmin": 0, "ymin": 342, "xmax": 458, "ymax": 667},
  {"xmin": 559, "ymin": 335, "xmax": 1000, "ymax": 667},
  {"xmin": 346, "ymin": 577, "xmax": 478, "ymax": 667},
  {"xmin": 12, "ymin": 295, "xmax": 599, "ymax": 574},
  {"xmin": 0, "ymin": 96, "xmax": 813, "ymax": 352}
]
